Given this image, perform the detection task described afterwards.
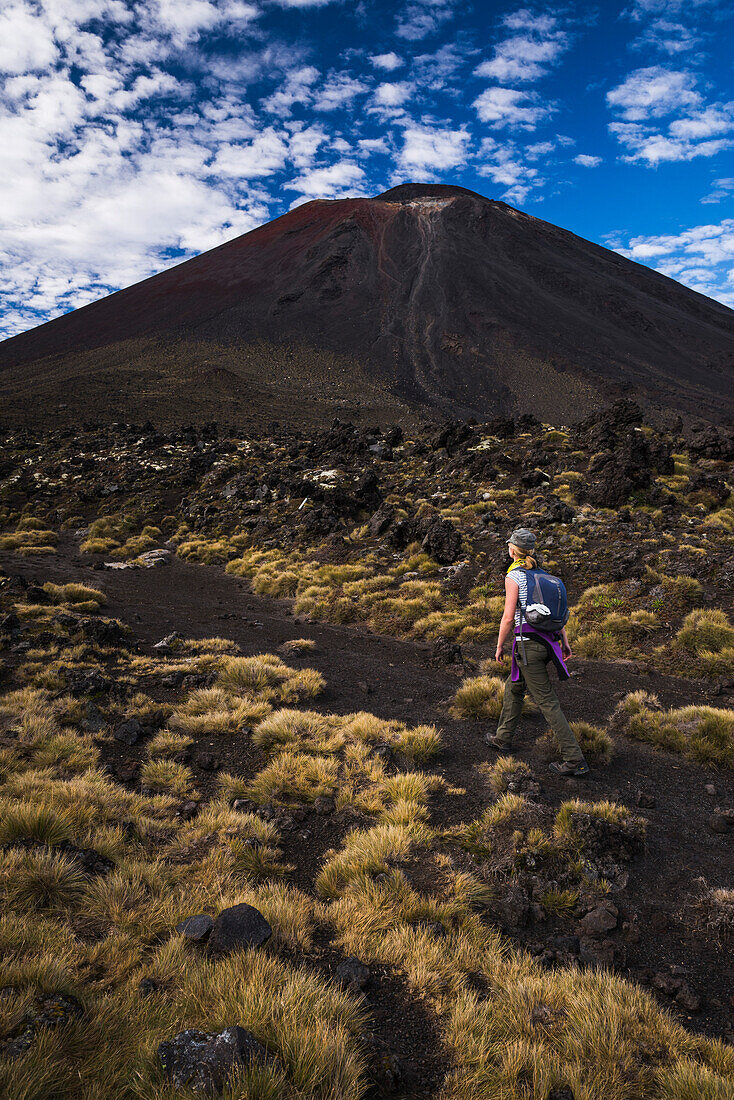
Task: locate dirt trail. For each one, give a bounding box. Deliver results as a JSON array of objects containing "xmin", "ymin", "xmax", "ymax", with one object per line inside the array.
[{"xmin": 3, "ymin": 538, "xmax": 734, "ymax": 1046}]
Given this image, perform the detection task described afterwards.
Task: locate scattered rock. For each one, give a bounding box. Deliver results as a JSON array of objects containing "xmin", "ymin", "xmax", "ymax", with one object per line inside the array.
[
  {"xmin": 176, "ymin": 913, "xmax": 214, "ymax": 943},
  {"xmin": 492, "ymin": 884, "xmax": 529, "ymax": 929},
  {"xmin": 194, "ymin": 751, "xmax": 219, "ymax": 771},
  {"xmin": 114, "ymin": 760, "xmax": 139, "ymax": 782},
  {"xmin": 335, "ymin": 957, "xmax": 370, "ymax": 991},
  {"xmin": 709, "ymin": 811, "xmax": 734, "ymax": 834},
  {"xmin": 158, "ymin": 1025, "xmax": 273, "ymax": 1093},
  {"xmin": 208, "ymin": 903, "xmax": 272, "ymax": 955},
  {"xmin": 369, "ymin": 503, "xmax": 395, "ymax": 537},
  {"xmin": 653, "ymin": 972, "xmax": 681, "ymax": 996},
  {"xmin": 579, "ymin": 937, "xmax": 616, "ymax": 968},
  {"xmin": 1, "ymin": 992, "xmax": 83, "ymax": 1059},
  {"xmin": 676, "ymin": 983, "xmax": 702, "ymax": 1013},
  {"xmin": 578, "ymin": 903, "xmax": 618, "ymax": 938},
  {"xmin": 364, "ymin": 1036, "xmax": 420, "ymax": 1095},
  {"xmin": 114, "ymin": 718, "xmax": 144, "ymax": 746},
  {"xmin": 430, "ymin": 635, "xmax": 463, "ymax": 665}
]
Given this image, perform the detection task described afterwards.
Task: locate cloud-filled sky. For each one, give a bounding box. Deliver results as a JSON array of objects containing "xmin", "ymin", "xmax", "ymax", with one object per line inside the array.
[{"xmin": 1, "ymin": 0, "xmax": 733, "ymax": 338}]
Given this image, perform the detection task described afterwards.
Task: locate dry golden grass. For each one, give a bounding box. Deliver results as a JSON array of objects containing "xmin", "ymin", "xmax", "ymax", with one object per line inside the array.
[
  {"xmin": 42, "ymin": 581, "xmax": 107, "ymax": 609},
  {"xmin": 613, "ymin": 692, "xmax": 734, "ymax": 767},
  {"xmin": 2, "ymin": 572, "xmax": 734, "ymax": 1097},
  {"xmin": 539, "ymin": 720, "xmax": 614, "ymax": 764},
  {"xmin": 450, "ymin": 676, "xmax": 506, "ymax": 720}
]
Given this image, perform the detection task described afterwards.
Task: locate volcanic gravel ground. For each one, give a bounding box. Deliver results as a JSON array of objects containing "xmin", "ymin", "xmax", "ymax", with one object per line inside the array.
[{"xmin": 3, "ymin": 537, "xmax": 734, "ymax": 1090}]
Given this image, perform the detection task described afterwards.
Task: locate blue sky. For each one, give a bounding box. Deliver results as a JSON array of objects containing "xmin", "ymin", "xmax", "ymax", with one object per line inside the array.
[{"xmin": 1, "ymin": 0, "xmax": 733, "ymax": 339}]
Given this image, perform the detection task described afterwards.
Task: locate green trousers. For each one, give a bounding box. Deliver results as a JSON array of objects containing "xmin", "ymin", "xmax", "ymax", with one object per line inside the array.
[{"xmin": 494, "ymin": 637, "xmax": 585, "ymax": 766}]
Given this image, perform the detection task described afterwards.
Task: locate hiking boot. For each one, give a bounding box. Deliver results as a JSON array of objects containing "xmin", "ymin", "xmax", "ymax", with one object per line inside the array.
[
  {"xmin": 484, "ymin": 733, "xmax": 512, "ymax": 752},
  {"xmin": 549, "ymin": 759, "xmax": 589, "ymax": 777}
]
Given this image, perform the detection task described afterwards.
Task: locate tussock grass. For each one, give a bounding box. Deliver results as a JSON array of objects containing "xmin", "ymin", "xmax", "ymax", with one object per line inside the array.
[
  {"xmin": 252, "ymin": 708, "xmax": 441, "ymax": 767},
  {"xmin": 218, "ymin": 654, "xmax": 325, "ymax": 701},
  {"xmin": 42, "ymin": 581, "xmax": 107, "ymax": 608},
  {"xmin": 481, "ymin": 756, "xmax": 533, "ymax": 793},
  {"xmin": 316, "ymin": 822, "xmax": 427, "ymax": 898},
  {"xmin": 450, "ymin": 676, "xmax": 506, "ymax": 720},
  {"xmin": 0, "ymin": 519, "xmax": 58, "ymax": 553},
  {"xmin": 280, "ymin": 637, "xmax": 317, "ymax": 655},
  {"xmin": 2, "ymin": 506, "xmax": 734, "ymax": 1096},
  {"xmin": 540, "ymin": 720, "xmax": 614, "ymax": 763},
  {"xmin": 0, "ymin": 846, "xmax": 88, "ymax": 912},
  {"xmin": 139, "ymin": 758, "xmax": 197, "ymax": 797},
  {"xmin": 555, "ymin": 798, "xmax": 646, "ymax": 849},
  {"xmin": 614, "ymin": 693, "xmax": 734, "ymax": 766},
  {"xmin": 169, "ymin": 686, "xmax": 271, "ymax": 736},
  {"xmin": 691, "ymin": 882, "xmax": 734, "ymax": 944}
]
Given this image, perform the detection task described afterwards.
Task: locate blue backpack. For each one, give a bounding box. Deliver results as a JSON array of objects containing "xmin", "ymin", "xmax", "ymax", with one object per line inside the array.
[{"xmin": 518, "ymin": 566, "xmax": 569, "ymax": 635}]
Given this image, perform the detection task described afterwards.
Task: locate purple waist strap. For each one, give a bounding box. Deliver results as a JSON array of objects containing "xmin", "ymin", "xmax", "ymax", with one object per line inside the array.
[{"xmin": 511, "ymin": 624, "xmax": 570, "ymax": 682}]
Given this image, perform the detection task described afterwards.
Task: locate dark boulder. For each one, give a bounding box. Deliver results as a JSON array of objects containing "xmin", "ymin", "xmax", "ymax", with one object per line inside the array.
[
  {"xmin": 369, "ymin": 504, "xmax": 395, "ymax": 537},
  {"xmin": 208, "ymin": 903, "xmax": 272, "ymax": 955},
  {"xmin": 432, "ymin": 421, "xmax": 473, "ymax": 455},
  {"xmin": 354, "ymin": 469, "xmax": 383, "ymax": 510},
  {"xmin": 547, "ymin": 498, "xmax": 575, "ymax": 523},
  {"xmin": 158, "ymin": 1025, "xmax": 273, "ymax": 1093},
  {"xmin": 420, "ymin": 518, "xmax": 462, "ymax": 564},
  {"xmin": 114, "ymin": 718, "xmax": 144, "ymax": 746}
]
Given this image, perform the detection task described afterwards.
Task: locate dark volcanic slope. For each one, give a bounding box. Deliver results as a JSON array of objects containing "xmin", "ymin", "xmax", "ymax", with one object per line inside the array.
[{"xmin": 1, "ymin": 181, "xmax": 733, "ymax": 427}]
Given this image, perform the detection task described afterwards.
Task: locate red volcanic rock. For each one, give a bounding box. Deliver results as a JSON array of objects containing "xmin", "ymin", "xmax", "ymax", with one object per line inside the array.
[{"xmin": 1, "ymin": 182, "xmax": 733, "ymax": 428}]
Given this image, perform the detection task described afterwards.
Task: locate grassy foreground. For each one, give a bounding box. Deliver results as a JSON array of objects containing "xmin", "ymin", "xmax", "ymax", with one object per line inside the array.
[{"xmin": 0, "ymin": 582, "xmax": 733, "ymax": 1098}]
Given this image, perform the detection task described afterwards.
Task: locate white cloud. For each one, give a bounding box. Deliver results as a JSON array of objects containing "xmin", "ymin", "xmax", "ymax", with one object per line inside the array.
[
  {"xmin": 502, "ymin": 10, "xmax": 558, "ymax": 34},
  {"xmin": 370, "ymin": 52, "xmax": 403, "ymax": 70},
  {"xmin": 631, "ymin": 18, "xmax": 699, "ymax": 54},
  {"xmin": 476, "ymin": 135, "xmax": 548, "ymax": 203},
  {"xmin": 624, "ymin": 0, "xmax": 717, "ymax": 17},
  {"xmin": 701, "ymin": 177, "xmax": 734, "ymax": 204},
  {"xmin": 270, "ymin": 0, "xmax": 339, "ymax": 7},
  {"xmin": 610, "ymin": 122, "xmax": 733, "ymax": 163},
  {"xmin": 474, "ymin": 9, "xmax": 570, "ymax": 85},
  {"xmin": 0, "ymin": 3, "xmax": 58, "ymax": 74},
  {"xmin": 209, "ymin": 129, "xmax": 290, "ymax": 177},
  {"xmin": 261, "ymin": 64, "xmax": 320, "ymax": 116},
  {"xmin": 574, "ymin": 153, "xmax": 602, "ymax": 166},
  {"xmin": 473, "ymin": 87, "xmax": 552, "ymax": 129},
  {"xmin": 606, "ymin": 66, "xmax": 734, "ymax": 164},
  {"xmin": 357, "ymin": 136, "xmax": 389, "ymax": 154},
  {"xmin": 285, "ymin": 161, "xmax": 366, "ymax": 199},
  {"xmin": 611, "ymin": 217, "xmax": 734, "ymax": 306},
  {"xmin": 669, "ymin": 105, "xmax": 734, "ymax": 139},
  {"xmin": 373, "ymin": 82, "xmax": 413, "ymax": 107},
  {"xmin": 398, "ymin": 125, "xmax": 470, "ymax": 175},
  {"xmin": 396, "ymin": 0, "xmax": 455, "ymax": 41},
  {"xmin": 606, "ymin": 66, "xmax": 701, "ymax": 121},
  {"xmin": 312, "ymin": 72, "xmax": 369, "ymax": 111}
]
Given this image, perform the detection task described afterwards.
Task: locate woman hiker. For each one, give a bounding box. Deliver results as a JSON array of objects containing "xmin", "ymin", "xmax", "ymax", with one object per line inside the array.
[{"xmin": 485, "ymin": 528, "xmax": 589, "ymax": 777}]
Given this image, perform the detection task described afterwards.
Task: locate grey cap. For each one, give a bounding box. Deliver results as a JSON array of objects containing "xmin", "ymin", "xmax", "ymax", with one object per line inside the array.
[{"xmin": 507, "ymin": 528, "xmax": 536, "ymax": 552}]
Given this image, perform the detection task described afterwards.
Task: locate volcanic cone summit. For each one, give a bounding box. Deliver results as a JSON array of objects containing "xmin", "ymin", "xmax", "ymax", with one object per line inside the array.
[{"xmin": 0, "ymin": 182, "xmax": 732, "ymax": 429}]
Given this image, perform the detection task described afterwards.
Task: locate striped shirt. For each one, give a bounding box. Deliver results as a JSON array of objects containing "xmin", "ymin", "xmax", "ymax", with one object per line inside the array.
[{"xmin": 506, "ymin": 568, "xmax": 528, "ymax": 631}]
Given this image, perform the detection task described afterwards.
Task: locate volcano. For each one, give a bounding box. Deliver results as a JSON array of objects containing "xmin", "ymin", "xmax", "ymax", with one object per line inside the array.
[{"xmin": 1, "ymin": 181, "xmax": 733, "ymax": 428}]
